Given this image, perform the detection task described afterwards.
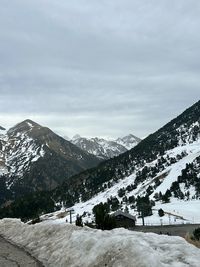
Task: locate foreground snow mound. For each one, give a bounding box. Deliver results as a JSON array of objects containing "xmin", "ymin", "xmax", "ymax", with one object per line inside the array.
[{"xmin": 0, "ymin": 219, "xmax": 200, "ymax": 267}]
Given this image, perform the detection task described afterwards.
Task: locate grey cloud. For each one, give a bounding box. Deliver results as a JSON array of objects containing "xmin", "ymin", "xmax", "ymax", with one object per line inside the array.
[{"xmin": 0, "ymin": 0, "xmax": 200, "ymax": 138}]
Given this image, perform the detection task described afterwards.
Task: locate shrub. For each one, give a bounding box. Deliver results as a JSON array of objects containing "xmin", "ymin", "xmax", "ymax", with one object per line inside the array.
[
  {"xmin": 158, "ymin": 208, "xmax": 164, "ymax": 217},
  {"xmin": 193, "ymin": 227, "xmax": 200, "ymax": 241},
  {"xmin": 75, "ymin": 214, "xmax": 83, "ymax": 227}
]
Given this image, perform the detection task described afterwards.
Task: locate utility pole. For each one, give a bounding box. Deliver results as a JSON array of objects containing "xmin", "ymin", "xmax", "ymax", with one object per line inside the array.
[
  {"xmin": 70, "ymin": 210, "xmax": 72, "ymax": 224},
  {"xmin": 141, "ymin": 209, "xmax": 145, "ymax": 226},
  {"xmin": 168, "ymin": 214, "xmax": 171, "ymax": 225},
  {"xmin": 68, "ymin": 208, "xmax": 74, "ymax": 224}
]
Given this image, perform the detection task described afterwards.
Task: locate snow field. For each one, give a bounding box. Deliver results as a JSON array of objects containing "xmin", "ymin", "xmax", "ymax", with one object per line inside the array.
[
  {"xmin": 60, "ymin": 140, "xmax": 200, "ymax": 226},
  {"xmin": 0, "ymin": 219, "xmax": 200, "ymax": 267}
]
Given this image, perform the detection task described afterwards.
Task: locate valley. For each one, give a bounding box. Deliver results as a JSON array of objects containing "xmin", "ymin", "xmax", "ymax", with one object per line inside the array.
[
  {"xmin": 1, "ymin": 1, "xmax": 200, "ymax": 266},
  {"xmin": 1, "ymin": 100, "xmax": 200, "ymax": 226}
]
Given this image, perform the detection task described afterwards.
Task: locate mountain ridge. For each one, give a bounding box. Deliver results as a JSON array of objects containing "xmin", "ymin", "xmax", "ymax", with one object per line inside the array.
[
  {"xmin": 0, "ymin": 126, "xmax": 6, "ymax": 131},
  {"xmin": 71, "ymin": 134, "xmax": 141, "ymax": 159}
]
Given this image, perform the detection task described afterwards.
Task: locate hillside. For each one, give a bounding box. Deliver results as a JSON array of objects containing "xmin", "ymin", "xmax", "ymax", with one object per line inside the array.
[
  {"xmin": 1, "ymin": 100, "xmax": 200, "ymax": 221},
  {"xmin": 53, "ymin": 100, "xmax": 200, "ymax": 204},
  {"xmin": 0, "ymin": 120, "xmax": 101, "ymax": 205}
]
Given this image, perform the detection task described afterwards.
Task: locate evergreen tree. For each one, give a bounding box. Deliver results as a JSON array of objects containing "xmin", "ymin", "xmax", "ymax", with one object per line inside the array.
[
  {"xmin": 75, "ymin": 214, "xmax": 83, "ymax": 227},
  {"xmin": 136, "ymin": 196, "xmax": 153, "ymax": 217},
  {"xmin": 124, "ymin": 206, "xmax": 129, "ymax": 213},
  {"xmin": 162, "ymin": 189, "xmax": 171, "ymax": 203},
  {"xmin": 193, "ymin": 228, "xmax": 200, "ymax": 241},
  {"xmin": 158, "ymin": 208, "xmax": 164, "ymax": 217},
  {"xmin": 92, "ymin": 202, "xmax": 116, "ymax": 230}
]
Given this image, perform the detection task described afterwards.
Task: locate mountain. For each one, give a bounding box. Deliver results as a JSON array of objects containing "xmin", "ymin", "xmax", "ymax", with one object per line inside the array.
[
  {"xmin": 71, "ymin": 134, "xmax": 141, "ymax": 159},
  {"xmin": 0, "ymin": 126, "xmax": 6, "ymax": 139},
  {"xmin": 0, "ymin": 126, "xmax": 6, "ymax": 131},
  {"xmin": 0, "ymin": 119, "xmax": 101, "ymax": 204},
  {"xmin": 1, "ymin": 100, "xmax": 200, "ymax": 221},
  {"xmin": 116, "ymin": 134, "xmax": 141, "ymax": 150}
]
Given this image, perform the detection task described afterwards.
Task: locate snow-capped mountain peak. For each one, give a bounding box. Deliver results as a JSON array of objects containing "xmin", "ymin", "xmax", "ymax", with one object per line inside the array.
[
  {"xmin": 116, "ymin": 134, "xmax": 142, "ymax": 150},
  {"xmin": 0, "ymin": 120, "xmax": 101, "ymax": 204},
  {"xmin": 0, "ymin": 126, "xmax": 6, "ymax": 139},
  {"xmin": 0, "ymin": 120, "xmax": 46, "ymax": 181},
  {"xmin": 71, "ymin": 134, "xmax": 141, "ymax": 159},
  {"xmin": 72, "ymin": 134, "xmax": 81, "ymax": 141},
  {"xmin": 7, "ymin": 119, "xmax": 41, "ymax": 136},
  {"xmin": 0, "ymin": 126, "xmax": 6, "ymax": 131}
]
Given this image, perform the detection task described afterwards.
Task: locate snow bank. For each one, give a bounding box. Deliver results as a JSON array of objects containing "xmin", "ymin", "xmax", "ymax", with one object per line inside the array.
[{"xmin": 0, "ymin": 219, "xmax": 200, "ymax": 267}]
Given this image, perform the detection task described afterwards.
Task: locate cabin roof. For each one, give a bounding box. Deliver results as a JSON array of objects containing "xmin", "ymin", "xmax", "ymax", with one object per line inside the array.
[{"xmin": 111, "ymin": 210, "xmax": 136, "ymax": 221}]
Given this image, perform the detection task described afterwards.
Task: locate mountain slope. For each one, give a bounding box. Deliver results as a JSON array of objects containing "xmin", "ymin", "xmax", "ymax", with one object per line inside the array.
[
  {"xmin": 71, "ymin": 134, "xmax": 141, "ymax": 159},
  {"xmin": 0, "ymin": 126, "xmax": 6, "ymax": 131},
  {"xmin": 116, "ymin": 134, "xmax": 141, "ymax": 150},
  {"xmin": 48, "ymin": 100, "xmax": 200, "ymax": 210},
  {"xmin": 1, "ymin": 100, "xmax": 200, "ymax": 221},
  {"xmin": 53, "ymin": 100, "xmax": 200, "ymax": 202},
  {"xmin": 0, "ymin": 120, "xmax": 101, "ymax": 203}
]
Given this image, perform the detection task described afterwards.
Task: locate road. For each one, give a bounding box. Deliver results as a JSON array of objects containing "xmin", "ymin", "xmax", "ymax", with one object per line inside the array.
[
  {"xmin": 132, "ymin": 224, "xmax": 200, "ymax": 237},
  {"xmin": 0, "ymin": 236, "xmax": 43, "ymax": 267}
]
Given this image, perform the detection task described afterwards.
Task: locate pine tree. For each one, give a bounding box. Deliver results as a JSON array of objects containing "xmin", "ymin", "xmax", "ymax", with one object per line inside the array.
[
  {"xmin": 92, "ymin": 202, "xmax": 116, "ymax": 230},
  {"xmin": 75, "ymin": 214, "xmax": 83, "ymax": 227},
  {"xmin": 158, "ymin": 208, "xmax": 164, "ymax": 217}
]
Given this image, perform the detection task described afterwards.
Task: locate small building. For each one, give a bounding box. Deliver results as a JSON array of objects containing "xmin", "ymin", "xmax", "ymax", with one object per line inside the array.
[{"xmin": 112, "ymin": 210, "xmax": 136, "ymax": 228}]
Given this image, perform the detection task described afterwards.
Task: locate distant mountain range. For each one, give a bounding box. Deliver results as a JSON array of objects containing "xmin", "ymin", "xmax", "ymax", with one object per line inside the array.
[
  {"xmin": 70, "ymin": 134, "xmax": 141, "ymax": 160},
  {"xmin": 0, "ymin": 120, "xmax": 101, "ymax": 205}
]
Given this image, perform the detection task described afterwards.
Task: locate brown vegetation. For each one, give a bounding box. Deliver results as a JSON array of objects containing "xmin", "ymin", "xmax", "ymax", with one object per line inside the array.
[{"xmin": 185, "ymin": 233, "xmax": 200, "ymax": 249}]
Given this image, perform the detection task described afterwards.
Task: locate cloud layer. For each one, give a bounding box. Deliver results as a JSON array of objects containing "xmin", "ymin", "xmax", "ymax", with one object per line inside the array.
[{"xmin": 0, "ymin": 0, "xmax": 200, "ymax": 138}]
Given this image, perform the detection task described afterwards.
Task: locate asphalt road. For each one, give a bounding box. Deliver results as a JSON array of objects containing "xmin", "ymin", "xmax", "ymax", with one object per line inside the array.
[
  {"xmin": 0, "ymin": 236, "xmax": 43, "ymax": 267},
  {"xmin": 132, "ymin": 224, "xmax": 200, "ymax": 237}
]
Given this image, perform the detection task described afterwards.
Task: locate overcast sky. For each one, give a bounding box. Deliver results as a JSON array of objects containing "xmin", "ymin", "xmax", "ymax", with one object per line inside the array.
[{"xmin": 0, "ymin": 0, "xmax": 200, "ymax": 138}]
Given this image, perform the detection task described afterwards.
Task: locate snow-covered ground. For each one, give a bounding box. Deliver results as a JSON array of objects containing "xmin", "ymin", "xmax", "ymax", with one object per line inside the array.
[
  {"xmin": 55, "ymin": 140, "xmax": 200, "ymax": 226},
  {"xmin": 39, "ymin": 199, "xmax": 200, "ymax": 227},
  {"xmin": 0, "ymin": 218, "xmax": 200, "ymax": 267},
  {"xmin": 137, "ymin": 199, "xmax": 200, "ymax": 226},
  {"xmin": 153, "ymin": 140, "xmax": 200, "ymax": 195}
]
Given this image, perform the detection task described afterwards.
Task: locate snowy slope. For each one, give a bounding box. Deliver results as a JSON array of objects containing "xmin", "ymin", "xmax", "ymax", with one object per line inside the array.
[
  {"xmin": 0, "ymin": 120, "xmax": 100, "ymax": 202},
  {"xmin": 0, "ymin": 121, "xmax": 46, "ymax": 190},
  {"xmin": 71, "ymin": 134, "xmax": 141, "ymax": 159},
  {"xmin": 1, "ymin": 100, "xmax": 200, "ymax": 223},
  {"xmin": 143, "ymin": 199, "xmax": 200, "ymax": 226},
  {"xmin": 116, "ymin": 134, "xmax": 141, "ymax": 150},
  {"xmin": 0, "ymin": 128, "xmax": 8, "ymax": 176},
  {"xmin": 0, "ymin": 219, "xmax": 200, "ymax": 267},
  {"xmin": 56, "ymin": 138, "xmax": 200, "ymax": 225}
]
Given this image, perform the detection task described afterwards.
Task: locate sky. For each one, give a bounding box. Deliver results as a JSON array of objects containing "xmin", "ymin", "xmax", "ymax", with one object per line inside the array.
[{"xmin": 0, "ymin": 0, "xmax": 200, "ymax": 139}]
